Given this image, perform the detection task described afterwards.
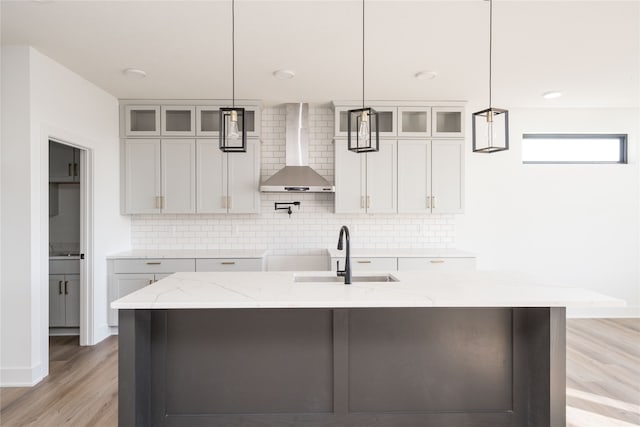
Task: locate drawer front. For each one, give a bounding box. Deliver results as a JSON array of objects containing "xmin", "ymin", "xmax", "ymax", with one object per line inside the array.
[
  {"xmin": 196, "ymin": 258, "xmax": 263, "ymax": 272},
  {"xmin": 397, "ymin": 257, "xmax": 476, "ymax": 272},
  {"xmin": 113, "ymin": 258, "xmax": 195, "ymax": 274},
  {"xmin": 49, "ymin": 259, "xmax": 80, "ymax": 275},
  {"xmin": 331, "ymin": 257, "xmax": 397, "ymax": 272}
]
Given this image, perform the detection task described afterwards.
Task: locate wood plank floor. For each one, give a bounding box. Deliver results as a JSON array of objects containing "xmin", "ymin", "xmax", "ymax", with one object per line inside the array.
[{"xmin": 0, "ymin": 319, "xmax": 638, "ymax": 426}]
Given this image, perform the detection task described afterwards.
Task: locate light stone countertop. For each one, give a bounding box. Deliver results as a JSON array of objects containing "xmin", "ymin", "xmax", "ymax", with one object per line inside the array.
[
  {"xmin": 107, "ymin": 249, "xmax": 268, "ymax": 259},
  {"xmin": 327, "ymin": 248, "xmax": 475, "ymax": 258},
  {"xmin": 111, "ymin": 270, "xmax": 624, "ymax": 310}
]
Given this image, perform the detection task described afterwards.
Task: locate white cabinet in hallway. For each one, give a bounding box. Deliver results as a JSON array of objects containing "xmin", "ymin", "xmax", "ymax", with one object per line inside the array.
[{"xmin": 335, "ymin": 139, "xmax": 397, "ymax": 214}]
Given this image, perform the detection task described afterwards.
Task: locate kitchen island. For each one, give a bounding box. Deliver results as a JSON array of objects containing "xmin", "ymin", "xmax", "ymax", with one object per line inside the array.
[{"xmin": 112, "ymin": 270, "xmax": 623, "ymax": 427}]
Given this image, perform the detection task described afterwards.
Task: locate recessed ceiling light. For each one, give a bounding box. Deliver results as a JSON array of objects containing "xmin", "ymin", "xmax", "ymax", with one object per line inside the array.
[
  {"xmin": 122, "ymin": 68, "xmax": 147, "ymax": 79},
  {"xmin": 272, "ymin": 69, "xmax": 295, "ymax": 80},
  {"xmin": 543, "ymin": 90, "xmax": 563, "ymax": 99},
  {"xmin": 414, "ymin": 71, "xmax": 438, "ymax": 80}
]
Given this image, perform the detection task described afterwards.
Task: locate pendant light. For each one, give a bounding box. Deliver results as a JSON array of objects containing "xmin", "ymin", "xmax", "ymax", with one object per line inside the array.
[
  {"xmin": 348, "ymin": 0, "xmax": 379, "ymax": 153},
  {"xmin": 472, "ymin": 0, "xmax": 509, "ymax": 153},
  {"xmin": 220, "ymin": 0, "xmax": 247, "ymax": 152}
]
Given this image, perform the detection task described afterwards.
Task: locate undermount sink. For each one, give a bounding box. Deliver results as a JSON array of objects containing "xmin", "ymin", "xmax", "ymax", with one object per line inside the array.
[{"xmin": 294, "ymin": 274, "xmax": 399, "ymax": 283}]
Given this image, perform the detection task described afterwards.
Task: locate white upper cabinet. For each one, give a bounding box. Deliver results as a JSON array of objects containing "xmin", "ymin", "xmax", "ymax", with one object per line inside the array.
[
  {"xmin": 161, "ymin": 106, "xmax": 195, "ymax": 136},
  {"xmin": 397, "ymin": 140, "xmax": 464, "ymax": 214},
  {"xmin": 227, "ymin": 140, "xmax": 261, "ymax": 213},
  {"xmin": 334, "ymin": 139, "xmax": 397, "ymax": 214},
  {"xmin": 196, "ymin": 105, "xmax": 260, "ymax": 138},
  {"xmin": 398, "ymin": 107, "xmax": 431, "ymax": 137},
  {"xmin": 432, "ymin": 107, "xmax": 465, "ymax": 138},
  {"xmin": 334, "ymin": 105, "xmax": 397, "ymax": 137},
  {"xmin": 161, "ymin": 139, "xmax": 196, "ymax": 213},
  {"xmin": 124, "ymin": 139, "xmax": 162, "ymax": 214},
  {"xmin": 196, "ymin": 140, "xmax": 227, "ymax": 213},
  {"xmin": 125, "ymin": 105, "xmax": 161, "ymax": 136}
]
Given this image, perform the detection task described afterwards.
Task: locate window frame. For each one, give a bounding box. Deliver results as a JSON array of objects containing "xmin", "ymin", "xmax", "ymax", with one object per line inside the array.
[{"xmin": 522, "ymin": 133, "xmax": 628, "ymax": 164}]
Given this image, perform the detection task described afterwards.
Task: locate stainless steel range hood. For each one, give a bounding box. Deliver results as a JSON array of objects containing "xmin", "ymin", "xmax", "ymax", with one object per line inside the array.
[{"xmin": 260, "ymin": 103, "xmax": 335, "ymax": 193}]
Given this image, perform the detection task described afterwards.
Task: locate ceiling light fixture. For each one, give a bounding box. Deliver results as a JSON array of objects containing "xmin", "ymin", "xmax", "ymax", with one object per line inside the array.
[
  {"xmin": 347, "ymin": 0, "xmax": 379, "ymax": 153},
  {"xmin": 414, "ymin": 71, "xmax": 438, "ymax": 80},
  {"xmin": 273, "ymin": 69, "xmax": 295, "ymax": 80},
  {"xmin": 543, "ymin": 90, "xmax": 563, "ymax": 99},
  {"xmin": 122, "ymin": 68, "xmax": 146, "ymax": 79},
  {"xmin": 220, "ymin": 0, "xmax": 246, "ymax": 153},
  {"xmin": 472, "ymin": 0, "xmax": 509, "ymax": 154}
]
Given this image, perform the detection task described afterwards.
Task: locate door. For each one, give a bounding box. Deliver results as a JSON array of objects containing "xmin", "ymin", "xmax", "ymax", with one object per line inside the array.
[
  {"xmin": 161, "ymin": 139, "xmax": 196, "ymax": 213},
  {"xmin": 64, "ymin": 275, "xmax": 81, "ymax": 327},
  {"xmin": 49, "ymin": 141, "xmax": 76, "ymax": 183},
  {"xmin": 431, "ymin": 140, "xmax": 464, "ymax": 213},
  {"xmin": 196, "ymin": 140, "xmax": 227, "ymax": 213},
  {"xmin": 124, "ymin": 139, "xmax": 161, "ymax": 213},
  {"xmin": 334, "ymin": 140, "xmax": 366, "ymax": 213},
  {"xmin": 398, "ymin": 140, "xmax": 430, "ymax": 213},
  {"xmin": 366, "ymin": 140, "xmax": 397, "ymax": 213},
  {"xmin": 49, "ymin": 275, "xmax": 66, "ymax": 327},
  {"xmin": 227, "ymin": 140, "xmax": 260, "ymax": 213}
]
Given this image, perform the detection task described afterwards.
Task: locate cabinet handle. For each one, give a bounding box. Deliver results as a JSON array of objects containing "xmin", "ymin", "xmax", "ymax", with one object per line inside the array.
[
  {"xmin": 430, "ymin": 260, "xmax": 445, "ymax": 264},
  {"xmin": 357, "ymin": 260, "xmax": 372, "ymax": 264},
  {"xmin": 64, "ymin": 281, "xmax": 69, "ymax": 295},
  {"xmin": 222, "ymin": 196, "xmax": 227, "ymax": 209},
  {"xmin": 432, "ymin": 196, "xmax": 436, "ymax": 209},
  {"xmin": 161, "ymin": 196, "xmax": 166, "ymax": 209},
  {"xmin": 427, "ymin": 196, "xmax": 431, "ymax": 209},
  {"xmin": 228, "ymin": 196, "xmax": 232, "ymax": 209},
  {"xmin": 58, "ymin": 280, "xmax": 63, "ymax": 295},
  {"xmin": 360, "ymin": 196, "xmax": 365, "ymax": 209},
  {"xmin": 154, "ymin": 196, "xmax": 160, "ymax": 209},
  {"xmin": 367, "ymin": 195, "xmax": 371, "ymax": 209},
  {"xmin": 221, "ymin": 261, "xmax": 236, "ymax": 265},
  {"xmin": 146, "ymin": 261, "xmax": 161, "ymax": 265},
  {"xmin": 73, "ymin": 163, "xmax": 78, "ymax": 177},
  {"xmin": 68, "ymin": 163, "xmax": 72, "ymax": 177},
  {"xmin": 149, "ymin": 279, "xmax": 154, "ymax": 285}
]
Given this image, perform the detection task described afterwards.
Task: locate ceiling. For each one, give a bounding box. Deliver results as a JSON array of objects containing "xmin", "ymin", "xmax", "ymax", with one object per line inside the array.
[{"xmin": 2, "ymin": 0, "xmax": 638, "ymax": 108}]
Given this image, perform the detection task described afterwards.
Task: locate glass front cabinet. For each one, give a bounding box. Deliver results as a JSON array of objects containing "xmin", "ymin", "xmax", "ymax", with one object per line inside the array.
[{"xmin": 196, "ymin": 106, "xmax": 260, "ymax": 138}]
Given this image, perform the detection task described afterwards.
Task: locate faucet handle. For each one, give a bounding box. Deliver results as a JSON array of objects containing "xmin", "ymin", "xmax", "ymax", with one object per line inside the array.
[{"xmin": 336, "ymin": 260, "xmax": 345, "ymax": 276}]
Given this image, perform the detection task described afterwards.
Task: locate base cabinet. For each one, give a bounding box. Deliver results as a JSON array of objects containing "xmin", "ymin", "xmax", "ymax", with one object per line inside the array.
[{"xmin": 330, "ymin": 256, "xmax": 475, "ymax": 273}]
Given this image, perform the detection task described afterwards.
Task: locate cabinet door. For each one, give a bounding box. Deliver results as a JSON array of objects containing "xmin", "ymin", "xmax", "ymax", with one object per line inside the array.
[
  {"xmin": 196, "ymin": 106, "xmax": 221, "ymax": 136},
  {"xmin": 111, "ymin": 274, "xmax": 155, "ymax": 326},
  {"xmin": 398, "ymin": 107, "xmax": 431, "ymax": 137},
  {"xmin": 124, "ymin": 139, "xmax": 161, "ymax": 214},
  {"xmin": 432, "ymin": 107, "xmax": 464, "ymax": 138},
  {"xmin": 398, "ymin": 140, "xmax": 430, "ymax": 213},
  {"xmin": 49, "ymin": 275, "xmax": 66, "ymax": 327},
  {"xmin": 161, "ymin": 106, "xmax": 195, "ymax": 136},
  {"xmin": 64, "ymin": 275, "xmax": 80, "ymax": 327},
  {"xmin": 49, "ymin": 141, "xmax": 75, "ymax": 183},
  {"xmin": 334, "ymin": 140, "xmax": 366, "ymax": 213},
  {"xmin": 227, "ymin": 140, "xmax": 261, "ymax": 213},
  {"xmin": 335, "ymin": 106, "xmax": 397, "ymax": 137},
  {"xmin": 125, "ymin": 105, "xmax": 160, "ymax": 136},
  {"xmin": 196, "ymin": 140, "xmax": 227, "ymax": 213},
  {"xmin": 366, "ymin": 140, "xmax": 397, "ymax": 213},
  {"xmin": 161, "ymin": 139, "xmax": 196, "ymax": 213},
  {"xmin": 431, "ymin": 140, "xmax": 464, "ymax": 213}
]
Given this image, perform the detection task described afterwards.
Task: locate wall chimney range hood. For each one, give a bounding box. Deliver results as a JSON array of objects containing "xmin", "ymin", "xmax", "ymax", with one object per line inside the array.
[{"xmin": 260, "ymin": 103, "xmax": 335, "ymax": 193}]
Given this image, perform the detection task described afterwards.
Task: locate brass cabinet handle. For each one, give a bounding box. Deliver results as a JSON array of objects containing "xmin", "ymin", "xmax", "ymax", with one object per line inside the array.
[
  {"xmin": 148, "ymin": 279, "xmax": 154, "ymax": 285},
  {"xmin": 427, "ymin": 196, "xmax": 431, "ymax": 209},
  {"xmin": 146, "ymin": 261, "xmax": 161, "ymax": 265},
  {"xmin": 68, "ymin": 163, "xmax": 72, "ymax": 177},
  {"xmin": 58, "ymin": 280, "xmax": 63, "ymax": 295},
  {"xmin": 367, "ymin": 195, "xmax": 371, "ymax": 209},
  {"xmin": 221, "ymin": 261, "xmax": 236, "ymax": 265},
  {"xmin": 430, "ymin": 260, "xmax": 445, "ymax": 264},
  {"xmin": 64, "ymin": 281, "xmax": 69, "ymax": 295},
  {"xmin": 432, "ymin": 196, "xmax": 436, "ymax": 209},
  {"xmin": 360, "ymin": 196, "xmax": 365, "ymax": 209},
  {"xmin": 161, "ymin": 196, "xmax": 165, "ymax": 209},
  {"xmin": 357, "ymin": 260, "xmax": 372, "ymax": 264},
  {"xmin": 155, "ymin": 196, "xmax": 160, "ymax": 209},
  {"xmin": 228, "ymin": 196, "xmax": 232, "ymax": 209},
  {"xmin": 222, "ymin": 196, "xmax": 227, "ymax": 209}
]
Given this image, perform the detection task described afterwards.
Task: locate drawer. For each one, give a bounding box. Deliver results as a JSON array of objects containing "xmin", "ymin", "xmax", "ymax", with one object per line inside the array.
[
  {"xmin": 397, "ymin": 257, "xmax": 476, "ymax": 272},
  {"xmin": 49, "ymin": 259, "xmax": 80, "ymax": 275},
  {"xmin": 113, "ymin": 258, "xmax": 195, "ymax": 274},
  {"xmin": 196, "ymin": 258, "xmax": 263, "ymax": 272},
  {"xmin": 331, "ymin": 257, "xmax": 397, "ymax": 272}
]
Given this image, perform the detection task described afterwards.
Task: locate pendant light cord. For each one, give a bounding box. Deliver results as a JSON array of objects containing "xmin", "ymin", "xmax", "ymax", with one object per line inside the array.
[
  {"xmin": 232, "ymin": 0, "xmax": 235, "ymax": 108},
  {"xmin": 362, "ymin": 0, "xmax": 365, "ymax": 109},
  {"xmin": 489, "ymin": 0, "xmax": 492, "ymax": 108}
]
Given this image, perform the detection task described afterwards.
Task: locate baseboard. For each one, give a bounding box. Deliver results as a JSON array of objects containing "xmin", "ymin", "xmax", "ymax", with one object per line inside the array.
[
  {"xmin": 0, "ymin": 363, "xmax": 45, "ymax": 387},
  {"xmin": 109, "ymin": 326, "xmax": 119, "ymax": 336},
  {"xmin": 93, "ymin": 323, "xmax": 112, "ymax": 345},
  {"xmin": 567, "ymin": 305, "xmax": 640, "ymax": 318},
  {"xmin": 49, "ymin": 327, "xmax": 80, "ymax": 336}
]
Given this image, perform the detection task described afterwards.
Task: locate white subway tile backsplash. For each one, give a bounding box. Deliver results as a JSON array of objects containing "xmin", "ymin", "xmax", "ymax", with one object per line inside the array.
[{"xmin": 131, "ymin": 106, "xmax": 457, "ymax": 254}]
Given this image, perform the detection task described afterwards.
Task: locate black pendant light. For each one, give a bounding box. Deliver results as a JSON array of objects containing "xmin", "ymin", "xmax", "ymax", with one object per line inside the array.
[
  {"xmin": 220, "ymin": 0, "xmax": 247, "ymax": 153},
  {"xmin": 348, "ymin": 0, "xmax": 379, "ymax": 153},
  {"xmin": 472, "ymin": 0, "xmax": 509, "ymax": 153}
]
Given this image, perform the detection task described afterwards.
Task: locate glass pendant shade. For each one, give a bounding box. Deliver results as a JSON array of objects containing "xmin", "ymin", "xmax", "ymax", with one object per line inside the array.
[
  {"xmin": 219, "ymin": 108, "xmax": 247, "ymax": 152},
  {"xmin": 347, "ymin": 107, "xmax": 379, "ymax": 153},
  {"xmin": 472, "ymin": 108, "xmax": 509, "ymax": 153}
]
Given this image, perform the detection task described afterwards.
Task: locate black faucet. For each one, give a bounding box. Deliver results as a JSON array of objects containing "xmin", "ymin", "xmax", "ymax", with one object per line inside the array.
[{"xmin": 336, "ymin": 225, "xmax": 352, "ymax": 285}]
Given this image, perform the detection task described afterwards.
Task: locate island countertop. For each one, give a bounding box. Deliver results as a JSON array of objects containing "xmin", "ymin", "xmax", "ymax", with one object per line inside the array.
[{"xmin": 111, "ymin": 270, "xmax": 624, "ymax": 310}]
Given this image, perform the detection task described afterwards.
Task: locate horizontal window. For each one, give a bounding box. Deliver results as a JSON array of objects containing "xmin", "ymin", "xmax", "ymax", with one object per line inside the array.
[{"xmin": 522, "ymin": 134, "xmax": 627, "ymax": 164}]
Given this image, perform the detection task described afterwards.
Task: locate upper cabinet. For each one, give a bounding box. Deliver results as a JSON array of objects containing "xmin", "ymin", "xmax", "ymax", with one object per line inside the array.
[
  {"xmin": 432, "ymin": 107, "xmax": 464, "ymax": 138},
  {"xmin": 49, "ymin": 141, "xmax": 80, "ymax": 183},
  {"xmin": 161, "ymin": 106, "xmax": 195, "ymax": 136},
  {"xmin": 398, "ymin": 107, "xmax": 431, "ymax": 137},
  {"xmin": 125, "ymin": 105, "xmax": 161, "ymax": 136},
  {"xmin": 195, "ymin": 106, "xmax": 260, "ymax": 138},
  {"xmin": 334, "ymin": 105, "xmax": 397, "ymax": 137}
]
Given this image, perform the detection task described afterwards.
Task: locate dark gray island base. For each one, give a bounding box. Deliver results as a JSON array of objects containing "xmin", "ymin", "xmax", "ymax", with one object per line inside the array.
[{"xmin": 119, "ymin": 307, "xmax": 565, "ymax": 427}]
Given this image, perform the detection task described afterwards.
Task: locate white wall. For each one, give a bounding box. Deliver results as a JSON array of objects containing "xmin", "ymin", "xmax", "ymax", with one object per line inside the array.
[
  {"xmin": 457, "ymin": 107, "xmax": 640, "ymax": 317},
  {"xmin": 0, "ymin": 46, "xmax": 130, "ymax": 386}
]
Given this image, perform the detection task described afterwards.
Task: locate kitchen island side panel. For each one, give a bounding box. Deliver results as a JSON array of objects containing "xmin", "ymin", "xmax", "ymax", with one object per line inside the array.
[{"xmin": 118, "ymin": 307, "xmax": 566, "ymax": 427}]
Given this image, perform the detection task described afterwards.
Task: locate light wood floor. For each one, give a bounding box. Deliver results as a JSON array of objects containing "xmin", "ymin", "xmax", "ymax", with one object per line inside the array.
[{"xmin": 0, "ymin": 319, "xmax": 638, "ymax": 426}]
